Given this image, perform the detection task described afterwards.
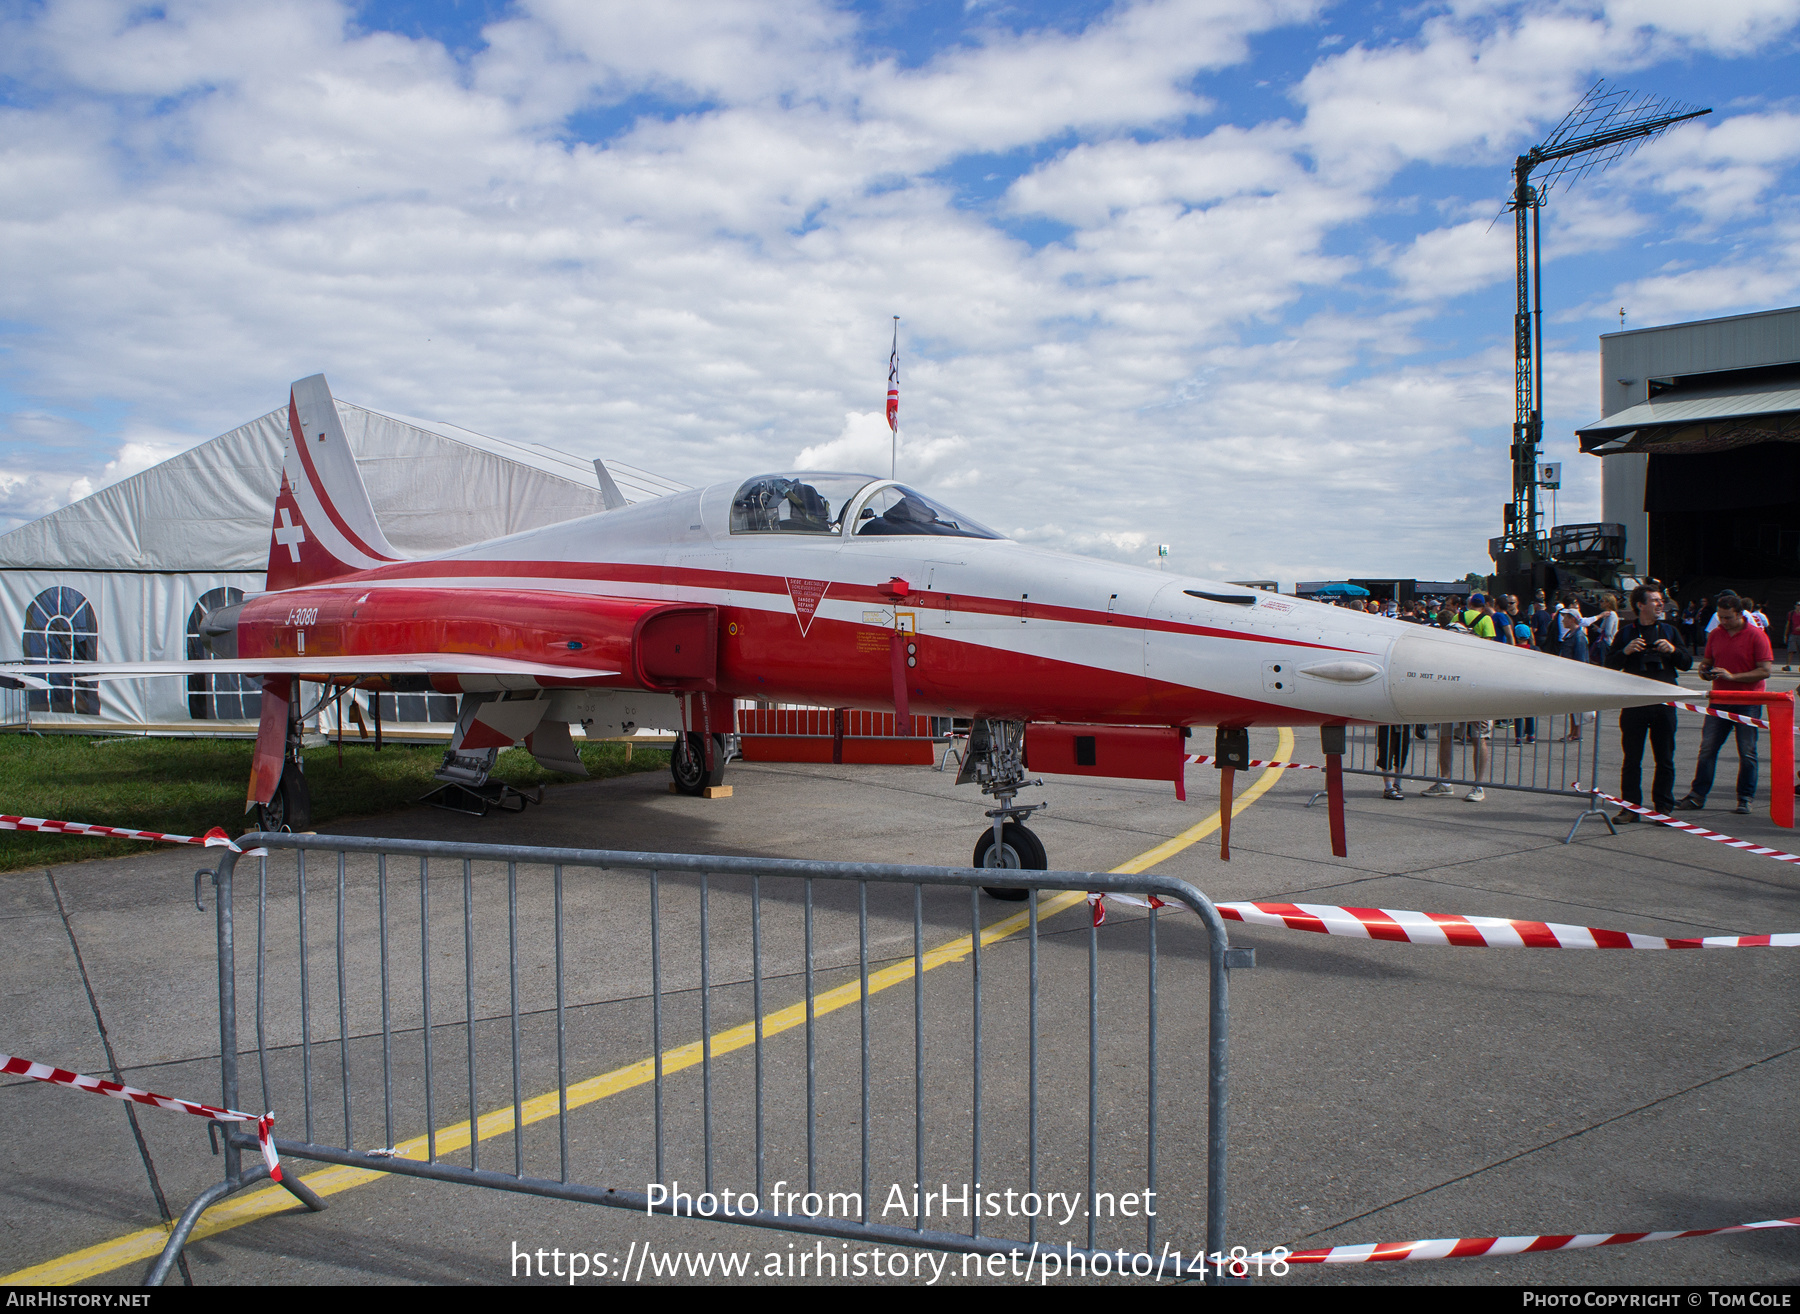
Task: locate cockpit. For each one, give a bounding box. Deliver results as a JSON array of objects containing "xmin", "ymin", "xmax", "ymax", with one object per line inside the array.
[{"xmin": 728, "ymin": 473, "xmax": 1001, "ymax": 540}]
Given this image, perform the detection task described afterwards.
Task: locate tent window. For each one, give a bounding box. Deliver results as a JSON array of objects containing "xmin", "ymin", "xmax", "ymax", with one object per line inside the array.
[
  {"xmin": 24, "ymin": 587, "xmax": 100, "ymax": 715},
  {"xmin": 187, "ymin": 588, "xmax": 261, "ymax": 720}
]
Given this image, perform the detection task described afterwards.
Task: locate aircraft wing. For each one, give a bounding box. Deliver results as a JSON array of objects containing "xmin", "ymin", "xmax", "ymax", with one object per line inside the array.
[{"xmin": 0, "ymin": 655, "xmax": 621, "ymax": 690}]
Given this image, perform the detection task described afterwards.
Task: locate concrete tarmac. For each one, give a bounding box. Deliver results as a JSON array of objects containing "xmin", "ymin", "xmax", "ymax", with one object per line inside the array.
[{"xmin": 2, "ymin": 698, "xmax": 1797, "ymax": 1288}]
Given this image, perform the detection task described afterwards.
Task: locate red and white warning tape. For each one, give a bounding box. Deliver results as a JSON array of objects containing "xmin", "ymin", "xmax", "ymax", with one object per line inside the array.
[
  {"xmin": 1249, "ymin": 1215, "xmax": 1800, "ymax": 1265},
  {"xmin": 1574, "ymin": 785, "xmax": 1800, "ymax": 864},
  {"xmin": 1184, "ymin": 754, "xmax": 1321, "ymax": 771},
  {"xmin": 0, "ymin": 815, "xmax": 237, "ymax": 848},
  {"xmin": 1086, "ymin": 891, "xmax": 1799, "ymax": 947},
  {"xmin": 1667, "ymin": 700, "xmax": 1773, "ymax": 730},
  {"xmin": 1, "ymin": 1052, "xmax": 281, "ymax": 1181},
  {"xmin": 0, "ymin": 814, "xmax": 265, "ymax": 855}
]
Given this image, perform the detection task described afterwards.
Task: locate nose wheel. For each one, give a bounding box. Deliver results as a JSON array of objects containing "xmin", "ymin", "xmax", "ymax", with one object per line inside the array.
[
  {"xmin": 976, "ymin": 821, "xmax": 1045, "ymax": 900},
  {"xmin": 957, "ymin": 719, "xmax": 1051, "ymax": 899}
]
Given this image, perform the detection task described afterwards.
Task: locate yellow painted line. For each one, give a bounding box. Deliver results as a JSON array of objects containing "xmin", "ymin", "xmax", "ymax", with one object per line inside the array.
[
  {"xmin": 8, "ymin": 735, "xmax": 1290, "ymax": 1285},
  {"xmin": 1113, "ymin": 726, "xmax": 1293, "ymax": 873}
]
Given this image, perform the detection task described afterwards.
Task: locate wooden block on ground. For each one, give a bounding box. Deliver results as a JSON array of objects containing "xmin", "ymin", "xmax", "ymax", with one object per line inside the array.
[{"xmin": 702, "ymin": 785, "xmax": 733, "ymax": 799}]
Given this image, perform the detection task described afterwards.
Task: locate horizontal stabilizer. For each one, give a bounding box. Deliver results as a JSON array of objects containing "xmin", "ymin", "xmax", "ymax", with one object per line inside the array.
[{"xmin": 5, "ymin": 655, "xmax": 620, "ymax": 688}]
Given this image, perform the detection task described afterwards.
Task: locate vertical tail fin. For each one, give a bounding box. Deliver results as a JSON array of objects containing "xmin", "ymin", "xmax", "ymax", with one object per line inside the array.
[{"xmin": 266, "ymin": 374, "xmax": 403, "ymax": 590}]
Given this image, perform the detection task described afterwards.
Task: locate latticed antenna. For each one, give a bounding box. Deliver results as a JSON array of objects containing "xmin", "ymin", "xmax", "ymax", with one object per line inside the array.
[
  {"xmin": 1531, "ymin": 80, "xmax": 1710, "ymax": 199},
  {"xmin": 1495, "ymin": 80, "xmax": 1710, "ymax": 584}
]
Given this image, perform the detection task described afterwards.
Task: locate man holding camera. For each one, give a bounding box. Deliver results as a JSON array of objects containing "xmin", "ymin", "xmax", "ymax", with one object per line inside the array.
[
  {"xmin": 1675, "ymin": 593, "xmax": 1773, "ymax": 816},
  {"xmin": 1604, "ymin": 585, "xmax": 1691, "ymax": 822}
]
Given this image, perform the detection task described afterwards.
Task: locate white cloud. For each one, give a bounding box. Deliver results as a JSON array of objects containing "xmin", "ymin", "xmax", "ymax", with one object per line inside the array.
[
  {"xmin": 1581, "ymin": 243, "xmax": 1800, "ymax": 327},
  {"xmin": 1601, "ymin": 0, "xmax": 1800, "ymax": 56},
  {"xmin": 1625, "ymin": 111, "xmax": 1800, "ymax": 227},
  {"xmin": 1011, "ymin": 524, "xmax": 1152, "ymax": 564},
  {"xmin": 1006, "ymin": 124, "xmax": 1313, "ymax": 229},
  {"xmin": 0, "ymin": 469, "xmax": 97, "ymax": 527},
  {"xmin": 793, "ymin": 410, "xmax": 973, "ymax": 486},
  {"xmin": 99, "ymin": 438, "xmax": 190, "ymax": 488},
  {"xmin": 857, "ymin": 0, "xmax": 1322, "ymax": 154},
  {"xmin": 0, "ymin": 0, "xmax": 1793, "ymax": 585},
  {"xmin": 501, "ymin": 0, "xmax": 856, "ymax": 109},
  {"xmin": 1390, "ymin": 218, "xmax": 1514, "ymax": 302}
]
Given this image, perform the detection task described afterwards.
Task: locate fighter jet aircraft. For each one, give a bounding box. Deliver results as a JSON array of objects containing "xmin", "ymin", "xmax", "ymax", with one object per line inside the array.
[{"xmin": 14, "ymin": 374, "xmax": 1678, "ymax": 878}]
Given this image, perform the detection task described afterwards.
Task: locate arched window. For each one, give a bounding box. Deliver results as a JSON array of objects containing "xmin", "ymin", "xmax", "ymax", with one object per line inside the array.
[
  {"xmin": 187, "ymin": 587, "xmax": 261, "ymax": 719},
  {"xmin": 24, "ymin": 586, "xmax": 99, "ymax": 715}
]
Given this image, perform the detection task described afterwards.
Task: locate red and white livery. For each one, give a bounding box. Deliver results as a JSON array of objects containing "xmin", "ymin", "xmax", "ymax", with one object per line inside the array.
[{"xmin": 15, "ymin": 374, "xmax": 1680, "ymax": 875}]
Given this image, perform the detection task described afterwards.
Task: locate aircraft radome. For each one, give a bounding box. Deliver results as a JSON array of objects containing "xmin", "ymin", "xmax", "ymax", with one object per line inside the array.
[{"xmin": 14, "ymin": 374, "xmax": 1679, "ymax": 890}]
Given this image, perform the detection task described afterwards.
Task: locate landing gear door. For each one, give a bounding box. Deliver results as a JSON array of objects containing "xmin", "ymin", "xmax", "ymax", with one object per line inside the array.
[{"xmin": 955, "ymin": 718, "xmax": 991, "ymax": 787}]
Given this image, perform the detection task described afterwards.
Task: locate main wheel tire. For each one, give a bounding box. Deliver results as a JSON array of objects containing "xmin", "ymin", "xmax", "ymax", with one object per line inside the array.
[
  {"xmin": 257, "ymin": 764, "xmax": 312, "ymax": 833},
  {"xmin": 670, "ymin": 731, "xmax": 709, "ymax": 796},
  {"xmin": 976, "ymin": 822, "xmax": 1045, "ymax": 900}
]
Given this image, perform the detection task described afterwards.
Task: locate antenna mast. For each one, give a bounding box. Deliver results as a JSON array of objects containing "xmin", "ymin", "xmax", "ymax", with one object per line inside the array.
[{"xmin": 1499, "ymin": 80, "xmax": 1709, "ymax": 583}]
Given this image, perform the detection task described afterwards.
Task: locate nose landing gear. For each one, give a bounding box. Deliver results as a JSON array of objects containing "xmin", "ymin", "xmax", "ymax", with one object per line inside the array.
[{"xmin": 958, "ymin": 719, "xmax": 1048, "ymax": 899}]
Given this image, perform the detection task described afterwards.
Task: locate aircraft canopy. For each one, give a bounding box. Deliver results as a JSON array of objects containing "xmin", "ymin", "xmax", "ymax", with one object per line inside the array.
[{"xmin": 728, "ymin": 474, "xmax": 999, "ymax": 540}]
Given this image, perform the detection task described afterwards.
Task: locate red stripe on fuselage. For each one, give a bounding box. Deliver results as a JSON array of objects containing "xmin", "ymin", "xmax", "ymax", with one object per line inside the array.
[
  {"xmin": 283, "ymin": 556, "xmax": 1368, "ymax": 656},
  {"xmin": 238, "ymin": 578, "xmax": 1343, "ymax": 726}
]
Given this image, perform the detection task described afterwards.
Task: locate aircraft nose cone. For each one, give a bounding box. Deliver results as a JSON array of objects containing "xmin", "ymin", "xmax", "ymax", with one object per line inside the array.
[{"xmin": 1386, "ymin": 629, "xmax": 1676, "ymax": 722}]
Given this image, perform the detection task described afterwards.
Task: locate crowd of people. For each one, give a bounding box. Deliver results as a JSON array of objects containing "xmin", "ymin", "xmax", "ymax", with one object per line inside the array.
[
  {"xmin": 1346, "ymin": 584, "xmax": 1787, "ymax": 822},
  {"xmin": 1334, "ymin": 587, "xmax": 1793, "ymax": 662}
]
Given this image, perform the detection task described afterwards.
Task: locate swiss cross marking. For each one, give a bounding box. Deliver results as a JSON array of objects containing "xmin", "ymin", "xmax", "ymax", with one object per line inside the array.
[{"xmin": 274, "ymin": 506, "xmax": 307, "ymax": 563}]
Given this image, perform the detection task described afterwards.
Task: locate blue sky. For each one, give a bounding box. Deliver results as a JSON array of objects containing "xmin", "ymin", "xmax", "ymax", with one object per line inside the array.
[{"xmin": 2, "ymin": 0, "xmax": 1797, "ymax": 584}]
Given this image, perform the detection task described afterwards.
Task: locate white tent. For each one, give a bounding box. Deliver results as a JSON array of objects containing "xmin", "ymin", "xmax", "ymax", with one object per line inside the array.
[{"xmin": 0, "ymin": 399, "xmax": 685, "ymax": 731}]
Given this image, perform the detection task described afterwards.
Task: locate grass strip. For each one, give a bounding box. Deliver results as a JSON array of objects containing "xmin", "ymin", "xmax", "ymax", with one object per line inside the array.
[{"xmin": 0, "ymin": 735, "xmax": 667, "ymax": 873}]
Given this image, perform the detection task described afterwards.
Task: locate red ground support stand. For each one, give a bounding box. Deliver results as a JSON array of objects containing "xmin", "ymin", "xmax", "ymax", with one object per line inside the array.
[
  {"xmin": 1321, "ymin": 725, "xmax": 1348, "ymax": 857},
  {"xmin": 1219, "ymin": 766, "xmax": 1235, "ymax": 861},
  {"xmin": 1706, "ymin": 689, "xmax": 1794, "ymax": 829},
  {"xmin": 1324, "ymin": 753, "xmax": 1348, "ymax": 856}
]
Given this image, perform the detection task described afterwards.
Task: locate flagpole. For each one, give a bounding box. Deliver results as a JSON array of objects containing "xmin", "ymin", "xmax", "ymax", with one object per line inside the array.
[{"xmin": 888, "ymin": 316, "xmax": 899, "ymax": 480}]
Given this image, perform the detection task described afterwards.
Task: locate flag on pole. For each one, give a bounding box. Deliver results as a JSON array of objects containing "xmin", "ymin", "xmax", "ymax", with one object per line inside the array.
[{"xmin": 886, "ymin": 320, "xmax": 899, "ymax": 432}]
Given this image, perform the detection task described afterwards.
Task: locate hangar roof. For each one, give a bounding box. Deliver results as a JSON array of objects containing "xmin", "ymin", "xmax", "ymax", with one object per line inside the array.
[{"xmin": 1577, "ymin": 375, "xmax": 1800, "ymax": 455}]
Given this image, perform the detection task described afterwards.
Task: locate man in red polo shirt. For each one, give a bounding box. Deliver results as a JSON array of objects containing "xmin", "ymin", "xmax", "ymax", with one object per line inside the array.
[{"xmin": 1676, "ymin": 593, "xmax": 1774, "ymax": 815}]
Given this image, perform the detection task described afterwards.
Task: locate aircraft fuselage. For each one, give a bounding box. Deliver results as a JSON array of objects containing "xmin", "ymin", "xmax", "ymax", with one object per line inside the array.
[{"xmin": 234, "ymin": 480, "xmax": 1666, "ymax": 730}]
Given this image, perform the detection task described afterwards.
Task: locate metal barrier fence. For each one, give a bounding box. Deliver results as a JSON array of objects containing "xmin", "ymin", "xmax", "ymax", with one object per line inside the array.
[
  {"xmin": 0, "ymin": 681, "xmax": 32, "ymax": 733},
  {"xmin": 1315, "ymin": 712, "xmax": 1609, "ymax": 841},
  {"xmin": 154, "ymin": 835, "xmax": 1250, "ymax": 1284}
]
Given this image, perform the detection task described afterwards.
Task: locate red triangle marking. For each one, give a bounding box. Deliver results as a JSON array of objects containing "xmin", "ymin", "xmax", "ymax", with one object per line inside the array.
[{"xmin": 786, "ymin": 578, "xmax": 831, "ymax": 636}]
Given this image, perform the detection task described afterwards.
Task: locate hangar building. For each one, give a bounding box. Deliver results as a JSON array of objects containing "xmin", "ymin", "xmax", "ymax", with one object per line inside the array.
[
  {"xmin": 1578, "ymin": 304, "xmax": 1800, "ymax": 607},
  {"xmin": 0, "ymin": 397, "xmax": 683, "ymax": 732}
]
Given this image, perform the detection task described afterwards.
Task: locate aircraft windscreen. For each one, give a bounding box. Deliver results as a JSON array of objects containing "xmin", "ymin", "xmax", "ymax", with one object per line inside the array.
[
  {"xmin": 730, "ymin": 474, "xmax": 876, "ymax": 534},
  {"xmin": 853, "ymin": 485, "xmax": 1000, "ymax": 539}
]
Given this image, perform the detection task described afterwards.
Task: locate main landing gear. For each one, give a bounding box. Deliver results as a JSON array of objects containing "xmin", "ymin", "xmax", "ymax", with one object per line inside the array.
[
  {"xmin": 257, "ymin": 762, "xmax": 312, "ymax": 833},
  {"xmin": 257, "ymin": 691, "xmax": 312, "ymax": 832},
  {"xmin": 957, "ymin": 719, "xmax": 1047, "ymax": 899}
]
